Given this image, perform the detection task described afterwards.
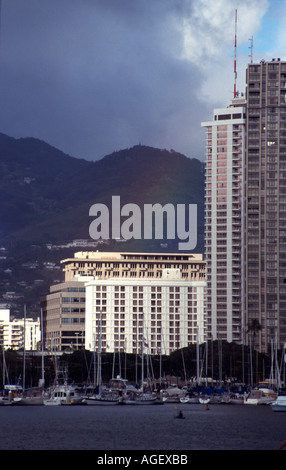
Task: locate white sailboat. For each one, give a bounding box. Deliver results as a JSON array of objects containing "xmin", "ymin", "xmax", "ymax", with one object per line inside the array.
[
  {"xmin": 13, "ymin": 308, "xmax": 45, "ymax": 405},
  {"xmin": 131, "ymin": 324, "xmax": 157, "ymax": 405},
  {"xmin": 13, "ymin": 389, "xmax": 44, "ymax": 406},
  {"xmin": 83, "ymin": 314, "xmax": 120, "ymax": 405},
  {"xmin": 109, "ymin": 376, "xmax": 157, "ymax": 405},
  {"xmin": 84, "ymin": 392, "xmax": 119, "ymax": 405}
]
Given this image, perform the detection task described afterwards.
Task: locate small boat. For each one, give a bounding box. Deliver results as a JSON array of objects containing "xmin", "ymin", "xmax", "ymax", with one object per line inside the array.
[
  {"xmin": 43, "ymin": 384, "xmax": 86, "ymax": 406},
  {"xmin": 256, "ymin": 381, "xmax": 277, "ymax": 400},
  {"xmin": 107, "ymin": 376, "xmax": 157, "ymax": 405},
  {"xmin": 244, "ymin": 389, "xmax": 276, "ymax": 405},
  {"xmin": 13, "ymin": 394, "xmax": 44, "ymax": 406},
  {"xmin": 162, "ymin": 386, "xmax": 186, "ymax": 403},
  {"xmin": 209, "ymin": 393, "xmax": 222, "ymax": 404},
  {"xmin": 119, "ymin": 389, "xmax": 157, "ymax": 405},
  {"xmin": 199, "ymin": 396, "xmax": 210, "ymax": 404},
  {"xmin": 0, "ymin": 385, "xmax": 23, "ymax": 405},
  {"xmin": 228, "ymin": 393, "xmax": 245, "ymax": 405},
  {"xmin": 11, "ymin": 386, "xmax": 44, "ymax": 406},
  {"xmin": 271, "ymin": 395, "xmax": 286, "ymax": 412},
  {"xmin": 0, "ymin": 395, "xmax": 13, "ymax": 406},
  {"xmin": 84, "ymin": 392, "xmax": 119, "ymax": 406},
  {"xmin": 129, "ymin": 393, "xmax": 157, "ymax": 405},
  {"xmin": 180, "ymin": 392, "xmax": 199, "ymax": 404},
  {"xmin": 180, "ymin": 397, "xmax": 191, "ymax": 404},
  {"xmin": 221, "ymin": 393, "xmax": 231, "ymax": 404}
]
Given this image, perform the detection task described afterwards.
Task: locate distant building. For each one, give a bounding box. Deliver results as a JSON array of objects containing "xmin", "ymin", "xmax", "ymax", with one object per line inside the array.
[
  {"xmin": 41, "ymin": 279, "xmax": 89, "ymax": 352},
  {"xmin": 0, "ymin": 309, "xmax": 41, "ymax": 350}
]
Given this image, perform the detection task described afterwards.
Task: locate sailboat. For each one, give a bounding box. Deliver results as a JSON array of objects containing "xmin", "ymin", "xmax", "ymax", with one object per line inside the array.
[
  {"xmin": 83, "ymin": 314, "xmax": 120, "ymax": 405},
  {"xmin": 109, "ymin": 326, "xmax": 157, "ymax": 405},
  {"xmin": 122, "ymin": 331, "xmax": 156, "ymax": 405},
  {"xmin": 13, "ymin": 388, "xmax": 44, "ymax": 406},
  {"xmin": 108, "ymin": 376, "xmax": 157, "ymax": 405},
  {"xmin": 245, "ymin": 336, "xmax": 279, "ymax": 406},
  {"xmin": 12, "ymin": 306, "xmax": 44, "ymax": 405}
]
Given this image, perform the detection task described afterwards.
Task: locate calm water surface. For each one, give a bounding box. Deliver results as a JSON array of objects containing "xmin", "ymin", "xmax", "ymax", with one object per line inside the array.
[{"xmin": 0, "ymin": 403, "xmax": 285, "ymax": 450}]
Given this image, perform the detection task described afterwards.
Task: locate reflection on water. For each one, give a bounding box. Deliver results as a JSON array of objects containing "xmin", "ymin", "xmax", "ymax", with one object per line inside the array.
[{"xmin": 0, "ymin": 403, "xmax": 285, "ymax": 450}]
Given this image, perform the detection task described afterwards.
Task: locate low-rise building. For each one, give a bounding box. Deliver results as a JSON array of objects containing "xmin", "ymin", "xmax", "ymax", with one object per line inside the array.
[
  {"xmin": 0, "ymin": 309, "xmax": 41, "ymax": 350},
  {"xmin": 42, "ymin": 279, "xmax": 90, "ymax": 352}
]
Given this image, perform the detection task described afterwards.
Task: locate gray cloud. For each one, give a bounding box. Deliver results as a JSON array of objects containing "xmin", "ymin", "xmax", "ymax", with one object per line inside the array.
[{"xmin": 0, "ymin": 0, "xmax": 267, "ymax": 161}]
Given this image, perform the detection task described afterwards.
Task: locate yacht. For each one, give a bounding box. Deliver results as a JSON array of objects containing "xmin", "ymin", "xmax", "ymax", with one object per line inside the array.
[
  {"xmin": 43, "ymin": 383, "xmax": 86, "ymax": 406},
  {"xmin": 244, "ymin": 389, "xmax": 276, "ymax": 405},
  {"xmin": 108, "ymin": 377, "xmax": 157, "ymax": 405}
]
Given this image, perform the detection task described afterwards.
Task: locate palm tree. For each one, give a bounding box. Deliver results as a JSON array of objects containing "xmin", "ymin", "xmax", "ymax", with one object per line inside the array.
[
  {"xmin": 246, "ymin": 319, "xmax": 262, "ymax": 385},
  {"xmin": 247, "ymin": 318, "xmax": 262, "ymax": 346}
]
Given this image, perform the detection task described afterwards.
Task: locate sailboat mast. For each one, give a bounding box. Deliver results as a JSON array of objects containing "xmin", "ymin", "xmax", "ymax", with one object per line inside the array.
[
  {"xmin": 96, "ymin": 311, "xmax": 102, "ymax": 388},
  {"xmin": 2, "ymin": 347, "xmax": 5, "ymax": 387},
  {"xmin": 141, "ymin": 314, "xmax": 144, "ymax": 391},
  {"xmin": 23, "ymin": 304, "xmax": 26, "ymax": 392},
  {"xmin": 196, "ymin": 328, "xmax": 200, "ymax": 385},
  {"xmin": 40, "ymin": 308, "xmax": 45, "ymax": 386},
  {"xmin": 159, "ymin": 327, "xmax": 162, "ymax": 386}
]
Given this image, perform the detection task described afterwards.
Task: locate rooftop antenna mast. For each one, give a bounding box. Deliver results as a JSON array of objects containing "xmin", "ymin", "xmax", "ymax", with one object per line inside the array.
[
  {"xmin": 249, "ymin": 36, "xmax": 253, "ymax": 64},
  {"xmin": 233, "ymin": 8, "xmax": 238, "ymax": 98},
  {"xmin": 0, "ymin": 0, "xmax": 2, "ymax": 54}
]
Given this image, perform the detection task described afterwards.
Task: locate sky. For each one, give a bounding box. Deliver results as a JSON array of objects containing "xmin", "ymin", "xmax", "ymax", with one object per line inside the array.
[{"xmin": 0, "ymin": 0, "xmax": 285, "ymax": 162}]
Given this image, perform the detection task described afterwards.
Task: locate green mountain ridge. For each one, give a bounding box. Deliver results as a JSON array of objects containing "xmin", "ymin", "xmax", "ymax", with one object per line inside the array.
[
  {"xmin": 0, "ymin": 133, "xmax": 205, "ymax": 316},
  {"xmin": 0, "ymin": 134, "xmax": 205, "ymax": 253}
]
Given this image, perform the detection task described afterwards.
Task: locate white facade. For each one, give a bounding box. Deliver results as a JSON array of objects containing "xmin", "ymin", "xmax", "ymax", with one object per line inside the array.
[
  {"xmin": 85, "ymin": 269, "xmax": 206, "ymax": 356},
  {"xmin": 0, "ymin": 309, "xmax": 41, "ymax": 350},
  {"xmin": 202, "ymin": 98, "xmax": 246, "ymax": 343}
]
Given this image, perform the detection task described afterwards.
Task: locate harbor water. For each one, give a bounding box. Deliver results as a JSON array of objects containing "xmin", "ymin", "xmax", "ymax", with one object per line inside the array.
[{"xmin": 0, "ymin": 403, "xmax": 285, "ymax": 451}]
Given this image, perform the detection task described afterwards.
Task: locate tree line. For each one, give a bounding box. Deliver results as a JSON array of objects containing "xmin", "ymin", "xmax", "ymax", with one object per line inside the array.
[{"xmin": 1, "ymin": 339, "xmax": 284, "ymax": 390}]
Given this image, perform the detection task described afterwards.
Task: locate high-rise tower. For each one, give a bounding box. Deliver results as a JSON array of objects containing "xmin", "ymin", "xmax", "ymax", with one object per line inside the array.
[
  {"xmin": 202, "ymin": 97, "xmax": 246, "ymax": 343},
  {"xmin": 245, "ymin": 58, "xmax": 286, "ymax": 352}
]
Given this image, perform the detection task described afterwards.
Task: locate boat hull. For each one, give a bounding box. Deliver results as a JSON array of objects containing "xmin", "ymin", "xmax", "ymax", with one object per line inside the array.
[
  {"xmin": 44, "ymin": 397, "xmax": 86, "ymax": 406},
  {"xmin": 120, "ymin": 396, "xmax": 157, "ymax": 405},
  {"xmin": 271, "ymin": 396, "xmax": 286, "ymax": 412},
  {"xmin": 199, "ymin": 397, "xmax": 210, "ymax": 404},
  {"xmin": 271, "ymin": 404, "xmax": 286, "ymax": 412},
  {"xmin": 85, "ymin": 396, "xmax": 119, "ymax": 406},
  {"xmin": 12, "ymin": 396, "xmax": 44, "ymax": 406},
  {"xmin": 180, "ymin": 397, "xmax": 199, "ymax": 404}
]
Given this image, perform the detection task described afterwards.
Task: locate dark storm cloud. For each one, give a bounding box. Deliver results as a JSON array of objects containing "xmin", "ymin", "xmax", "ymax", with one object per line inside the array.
[{"xmin": 0, "ymin": 0, "xmax": 210, "ymax": 161}]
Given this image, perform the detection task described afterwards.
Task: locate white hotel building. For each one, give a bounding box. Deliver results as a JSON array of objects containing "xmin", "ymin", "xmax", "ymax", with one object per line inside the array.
[
  {"xmin": 201, "ymin": 97, "xmax": 246, "ymax": 343},
  {"xmin": 42, "ymin": 251, "xmax": 206, "ymax": 353},
  {"xmin": 85, "ymin": 269, "xmax": 206, "ymax": 356}
]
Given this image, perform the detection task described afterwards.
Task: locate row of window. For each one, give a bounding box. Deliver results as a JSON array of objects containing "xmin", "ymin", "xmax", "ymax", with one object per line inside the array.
[
  {"xmin": 62, "ymin": 297, "xmax": 85, "ymax": 303},
  {"xmin": 62, "ymin": 308, "xmax": 85, "ymax": 313}
]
